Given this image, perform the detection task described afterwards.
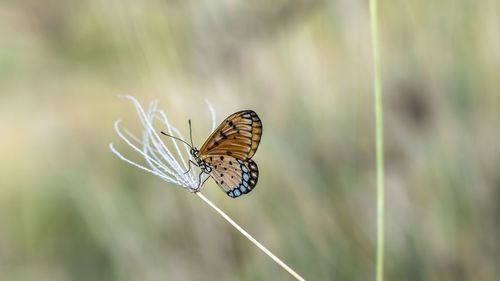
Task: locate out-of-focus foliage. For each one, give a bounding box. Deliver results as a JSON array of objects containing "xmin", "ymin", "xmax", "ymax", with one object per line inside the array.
[{"xmin": 1, "ymin": 0, "xmax": 499, "ymax": 280}]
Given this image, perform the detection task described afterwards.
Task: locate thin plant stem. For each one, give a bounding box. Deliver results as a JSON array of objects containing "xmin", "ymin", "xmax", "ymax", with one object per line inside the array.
[
  {"xmin": 196, "ymin": 192, "xmax": 306, "ymax": 281},
  {"xmin": 369, "ymin": 0, "xmax": 385, "ymax": 280}
]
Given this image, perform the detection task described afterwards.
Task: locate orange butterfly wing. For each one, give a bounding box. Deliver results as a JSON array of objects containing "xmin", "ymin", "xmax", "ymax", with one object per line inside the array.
[
  {"xmin": 209, "ymin": 156, "xmax": 259, "ymax": 198},
  {"xmin": 199, "ymin": 110, "xmax": 262, "ymax": 161}
]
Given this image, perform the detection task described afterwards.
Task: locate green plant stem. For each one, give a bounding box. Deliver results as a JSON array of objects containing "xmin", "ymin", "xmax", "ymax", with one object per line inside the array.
[{"xmin": 369, "ymin": 0, "xmax": 385, "ymax": 281}]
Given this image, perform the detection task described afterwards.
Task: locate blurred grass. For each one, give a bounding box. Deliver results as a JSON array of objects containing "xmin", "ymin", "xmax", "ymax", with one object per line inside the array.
[
  {"xmin": 368, "ymin": 0, "xmax": 384, "ymax": 279},
  {"xmin": 1, "ymin": 0, "xmax": 499, "ymax": 280}
]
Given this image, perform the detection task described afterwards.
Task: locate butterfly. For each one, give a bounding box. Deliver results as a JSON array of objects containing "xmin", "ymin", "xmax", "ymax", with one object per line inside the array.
[{"xmin": 162, "ymin": 110, "xmax": 262, "ymax": 198}]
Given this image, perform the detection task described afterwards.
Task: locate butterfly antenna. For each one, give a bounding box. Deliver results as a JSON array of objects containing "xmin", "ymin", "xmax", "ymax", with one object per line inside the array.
[
  {"xmin": 188, "ymin": 120, "xmax": 194, "ymax": 147},
  {"xmin": 160, "ymin": 131, "xmax": 192, "ymax": 148}
]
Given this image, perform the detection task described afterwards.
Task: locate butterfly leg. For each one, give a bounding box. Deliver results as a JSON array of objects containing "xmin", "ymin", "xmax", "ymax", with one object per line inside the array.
[
  {"xmin": 184, "ymin": 160, "xmax": 199, "ymax": 174},
  {"xmin": 195, "ymin": 172, "xmax": 210, "ymax": 191}
]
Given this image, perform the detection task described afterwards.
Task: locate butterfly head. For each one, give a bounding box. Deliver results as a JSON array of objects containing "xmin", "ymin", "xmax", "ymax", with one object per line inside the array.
[
  {"xmin": 190, "ymin": 147, "xmax": 204, "ymax": 166},
  {"xmin": 190, "ymin": 147, "xmax": 212, "ymax": 173},
  {"xmin": 190, "ymin": 147, "xmax": 200, "ymax": 159}
]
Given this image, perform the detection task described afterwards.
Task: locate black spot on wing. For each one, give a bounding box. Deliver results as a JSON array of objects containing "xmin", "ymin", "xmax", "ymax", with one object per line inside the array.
[{"xmin": 224, "ymin": 159, "xmax": 259, "ymax": 198}]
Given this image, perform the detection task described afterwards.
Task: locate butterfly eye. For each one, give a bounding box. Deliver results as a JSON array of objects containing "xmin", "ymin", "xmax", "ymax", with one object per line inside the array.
[{"xmin": 190, "ymin": 148, "xmax": 199, "ymax": 156}]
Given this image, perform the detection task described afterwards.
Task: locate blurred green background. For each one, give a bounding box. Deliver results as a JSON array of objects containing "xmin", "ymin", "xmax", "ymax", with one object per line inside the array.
[{"xmin": 1, "ymin": 0, "xmax": 499, "ymax": 280}]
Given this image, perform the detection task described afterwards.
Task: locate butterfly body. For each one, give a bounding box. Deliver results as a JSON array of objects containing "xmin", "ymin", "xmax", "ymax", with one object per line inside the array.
[
  {"xmin": 189, "ymin": 110, "xmax": 262, "ymax": 198},
  {"xmin": 189, "ymin": 147, "xmax": 212, "ymax": 174}
]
